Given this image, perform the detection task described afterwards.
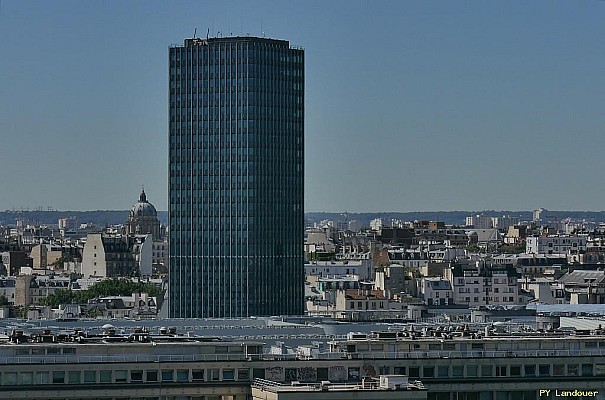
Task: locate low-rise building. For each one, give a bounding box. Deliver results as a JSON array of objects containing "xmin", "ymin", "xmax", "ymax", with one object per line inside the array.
[
  {"xmin": 2, "ymin": 319, "xmax": 605, "ymax": 400},
  {"xmin": 526, "ymin": 235, "xmax": 587, "ymax": 255},
  {"xmin": 419, "ymin": 277, "xmax": 453, "ymax": 306},
  {"xmin": 81, "ymin": 233, "xmax": 152, "ymax": 278},
  {"xmin": 521, "ymin": 277, "xmax": 567, "ymax": 305},
  {"xmin": 558, "ymin": 270, "xmax": 605, "ymax": 304},
  {"xmin": 251, "ymin": 376, "xmax": 426, "ymax": 400},
  {"xmin": 305, "ymin": 260, "xmax": 374, "ymax": 280},
  {"xmin": 445, "ymin": 263, "xmax": 519, "ymax": 307}
]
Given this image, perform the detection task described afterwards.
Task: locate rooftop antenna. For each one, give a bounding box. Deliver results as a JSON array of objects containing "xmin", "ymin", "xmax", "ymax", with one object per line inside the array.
[
  {"xmin": 206, "ymin": 28, "xmax": 209, "ymax": 40},
  {"xmin": 193, "ymin": 28, "xmax": 197, "ymax": 39},
  {"xmin": 261, "ymin": 20, "xmax": 264, "ymax": 37}
]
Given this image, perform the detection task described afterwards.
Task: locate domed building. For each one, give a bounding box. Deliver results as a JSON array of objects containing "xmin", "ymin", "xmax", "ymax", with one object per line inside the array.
[{"xmin": 125, "ymin": 188, "xmax": 161, "ymax": 239}]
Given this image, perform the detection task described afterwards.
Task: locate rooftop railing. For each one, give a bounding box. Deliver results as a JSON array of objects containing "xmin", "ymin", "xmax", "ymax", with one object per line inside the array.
[
  {"xmin": 2, "ymin": 347, "xmax": 605, "ymax": 365},
  {"xmin": 313, "ymin": 348, "xmax": 605, "ymax": 360}
]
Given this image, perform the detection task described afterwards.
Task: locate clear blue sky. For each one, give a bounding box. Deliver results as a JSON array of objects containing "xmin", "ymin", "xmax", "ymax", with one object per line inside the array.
[{"xmin": 1, "ymin": 1, "xmax": 604, "ymax": 212}]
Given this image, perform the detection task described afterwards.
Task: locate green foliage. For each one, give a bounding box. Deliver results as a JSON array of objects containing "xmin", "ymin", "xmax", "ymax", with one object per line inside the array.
[
  {"xmin": 0, "ymin": 295, "xmax": 9, "ymax": 307},
  {"xmin": 38, "ymin": 289, "xmax": 77, "ymax": 307},
  {"xmin": 38, "ymin": 278, "xmax": 164, "ymax": 307},
  {"xmin": 466, "ymin": 244, "xmax": 480, "ymax": 253}
]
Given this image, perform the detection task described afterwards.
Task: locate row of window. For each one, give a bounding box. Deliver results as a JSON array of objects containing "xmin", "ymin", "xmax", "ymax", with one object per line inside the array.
[
  {"xmin": 171, "ymin": 49, "xmax": 301, "ymax": 61},
  {"xmin": 350, "ymin": 338, "xmax": 605, "ymax": 352},
  {"xmin": 0, "ymin": 367, "xmax": 249, "ymax": 386},
  {"xmin": 400, "ymin": 362, "xmax": 602, "ymax": 379},
  {"xmin": 349, "ymin": 301, "xmax": 385, "ymax": 310},
  {"xmin": 171, "ymin": 49, "xmax": 303, "ymax": 64},
  {"xmin": 6, "ymin": 361, "xmax": 602, "ymax": 387},
  {"xmin": 172, "ymin": 93, "xmax": 299, "ymax": 103},
  {"xmin": 171, "ymin": 113, "xmax": 302, "ymax": 122},
  {"xmin": 170, "ymin": 106, "xmax": 303, "ymax": 118},
  {"xmin": 170, "ymin": 86, "xmax": 302, "ymax": 96},
  {"xmin": 459, "ymin": 296, "xmax": 516, "ymax": 302}
]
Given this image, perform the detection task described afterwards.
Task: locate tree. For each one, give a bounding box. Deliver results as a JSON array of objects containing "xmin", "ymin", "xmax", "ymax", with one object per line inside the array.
[
  {"xmin": 38, "ymin": 289, "xmax": 75, "ymax": 307},
  {"xmin": 37, "ymin": 278, "xmax": 165, "ymax": 307}
]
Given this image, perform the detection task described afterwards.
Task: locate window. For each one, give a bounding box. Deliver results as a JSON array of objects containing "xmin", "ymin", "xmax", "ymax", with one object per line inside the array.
[
  {"xmin": 84, "ymin": 371, "xmax": 96, "ymax": 383},
  {"xmin": 19, "ymin": 372, "xmax": 33, "ymax": 385},
  {"xmin": 52, "ymin": 371, "xmax": 65, "ymax": 384},
  {"xmin": 238, "ymin": 369, "xmax": 250, "ymax": 381},
  {"xmin": 553, "ymin": 365, "xmax": 565, "ymax": 376},
  {"xmin": 452, "ymin": 366, "xmax": 464, "ymax": 378},
  {"xmin": 568, "ymin": 364, "xmax": 578, "ymax": 376},
  {"xmin": 496, "ymin": 366, "xmax": 507, "ymax": 377},
  {"xmin": 510, "ymin": 366, "xmax": 521, "ymax": 377},
  {"xmin": 223, "ymin": 369, "xmax": 235, "ymax": 381},
  {"xmin": 3, "ymin": 372, "xmax": 16, "ymax": 385},
  {"xmin": 177, "ymin": 369, "xmax": 189, "ymax": 382},
  {"xmin": 210, "ymin": 369, "xmax": 220, "ymax": 381},
  {"xmin": 146, "ymin": 370, "xmax": 158, "ymax": 382},
  {"xmin": 36, "ymin": 371, "xmax": 49, "ymax": 384},
  {"xmin": 481, "ymin": 365, "xmax": 492, "ymax": 377},
  {"xmin": 409, "ymin": 367, "xmax": 420, "ymax": 378},
  {"xmin": 162, "ymin": 370, "xmax": 174, "ymax": 382},
  {"xmin": 437, "ymin": 366, "xmax": 449, "ymax": 378},
  {"xmin": 68, "ymin": 371, "xmax": 81, "ymax": 384},
  {"xmin": 582, "ymin": 364, "xmax": 593, "ymax": 376},
  {"xmin": 423, "ymin": 366, "xmax": 434, "ymax": 378},
  {"xmin": 538, "ymin": 365, "xmax": 550, "ymax": 376},
  {"xmin": 192, "ymin": 369, "xmax": 204, "ymax": 381},
  {"xmin": 252, "ymin": 369, "xmax": 265, "ymax": 379},
  {"xmin": 100, "ymin": 370, "xmax": 112, "ymax": 383},
  {"xmin": 524, "ymin": 365, "xmax": 536, "ymax": 377},
  {"xmin": 115, "ymin": 370, "xmax": 127, "ymax": 383},
  {"xmin": 130, "ymin": 371, "xmax": 143, "ymax": 382}
]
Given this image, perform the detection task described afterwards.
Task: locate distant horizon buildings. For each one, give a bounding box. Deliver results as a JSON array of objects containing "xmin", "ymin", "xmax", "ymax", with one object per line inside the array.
[{"xmin": 168, "ymin": 36, "xmax": 305, "ymax": 318}]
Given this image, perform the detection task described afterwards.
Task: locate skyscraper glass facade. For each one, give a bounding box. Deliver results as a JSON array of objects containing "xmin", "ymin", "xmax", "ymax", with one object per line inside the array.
[{"xmin": 168, "ymin": 37, "xmax": 304, "ymax": 318}]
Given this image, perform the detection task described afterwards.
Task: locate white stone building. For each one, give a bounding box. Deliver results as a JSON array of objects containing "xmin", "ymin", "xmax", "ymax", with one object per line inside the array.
[
  {"xmin": 526, "ymin": 236, "xmax": 587, "ymax": 255},
  {"xmin": 419, "ymin": 277, "xmax": 453, "ymax": 306}
]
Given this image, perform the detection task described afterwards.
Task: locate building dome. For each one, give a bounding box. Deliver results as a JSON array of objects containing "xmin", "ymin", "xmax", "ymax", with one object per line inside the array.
[
  {"xmin": 130, "ymin": 189, "xmax": 157, "ymax": 218},
  {"xmin": 126, "ymin": 188, "xmax": 162, "ymax": 239}
]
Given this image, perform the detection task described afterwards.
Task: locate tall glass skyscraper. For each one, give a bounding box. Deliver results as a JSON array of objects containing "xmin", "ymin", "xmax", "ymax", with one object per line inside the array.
[{"xmin": 168, "ymin": 36, "xmax": 304, "ymax": 318}]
